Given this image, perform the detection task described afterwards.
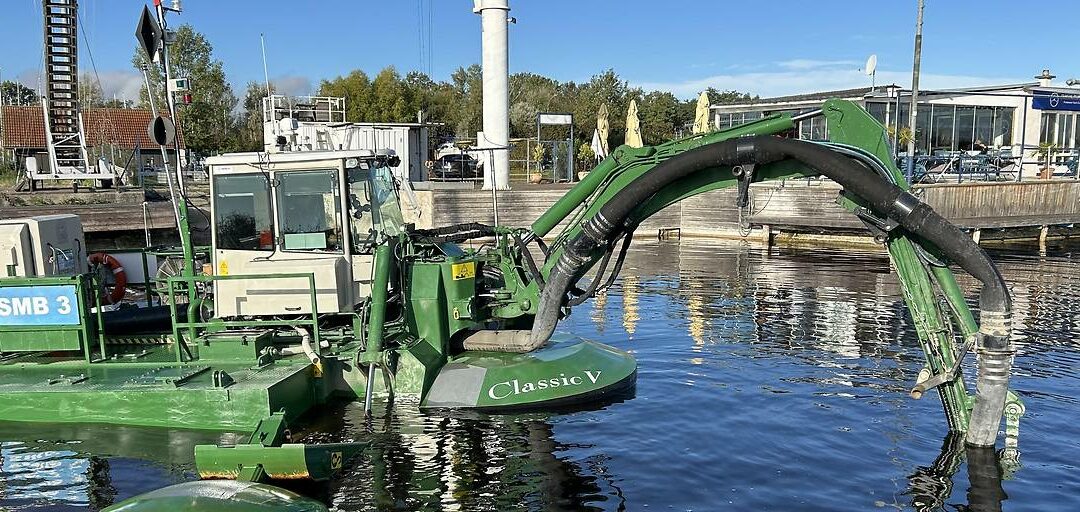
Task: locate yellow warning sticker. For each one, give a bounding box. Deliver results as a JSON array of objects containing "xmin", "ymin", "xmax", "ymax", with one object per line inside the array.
[
  {"xmin": 451, "ymin": 261, "xmax": 476, "ymax": 280},
  {"xmin": 331, "ymin": 451, "xmax": 343, "ymax": 470},
  {"xmin": 218, "ymin": 260, "xmax": 229, "ymax": 276}
]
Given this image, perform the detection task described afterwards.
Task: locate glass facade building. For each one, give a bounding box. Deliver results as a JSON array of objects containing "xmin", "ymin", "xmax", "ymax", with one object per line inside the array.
[
  {"xmin": 865, "ymin": 101, "xmax": 1015, "ymax": 154},
  {"xmin": 1039, "ymin": 112, "xmax": 1080, "ymax": 149},
  {"xmin": 711, "ymin": 80, "xmax": 1080, "ymax": 177}
]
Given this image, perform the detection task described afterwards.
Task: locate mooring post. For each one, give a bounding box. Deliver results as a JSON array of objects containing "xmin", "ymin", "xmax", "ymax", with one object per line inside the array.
[
  {"xmin": 761, "ymin": 224, "xmax": 772, "ymax": 246},
  {"xmin": 1040, "ymin": 225, "xmax": 1049, "ymax": 252}
]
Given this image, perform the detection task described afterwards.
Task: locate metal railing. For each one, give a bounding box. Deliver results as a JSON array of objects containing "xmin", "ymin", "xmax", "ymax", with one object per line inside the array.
[{"xmin": 166, "ymin": 272, "xmax": 320, "ymax": 363}]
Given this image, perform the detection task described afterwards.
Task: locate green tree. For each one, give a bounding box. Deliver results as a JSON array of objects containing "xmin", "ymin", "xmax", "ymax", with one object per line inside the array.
[
  {"xmin": 235, "ymin": 81, "xmax": 273, "ymax": 152},
  {"xmin": 317, "ymin": 70, "xmax": 372, "ymax": 122},
  {"xmin": 566, "ymin": 69, "xmax": 635, "ymax": 152},
  {"xmin": 639, "ymin": 90, "xmax": 681, "ymax": 144},
  {"xmin": 131, "ymin": 25, "xmax": 238, "ymax": 155},
  {"xmin": 79, "ymin": 74, "xmax": 104, "ymax": 108},
  {"xmin": 370, "ymin": 66, "xmax": 409, "ymax": 122},
  {"xmin": 1, "ymin": 81, "xmax": 38, "ymax": 106},
  {"xmin": 509, "ymin": 72, "xmax": 558, "ymax": 137},
  {"xmin": 402, "ymin": 71, "xmax": 435, "ymax": 119},
  {"xmin": 448, "ymin": 64, "xmax": 483, "ymax": 137}
]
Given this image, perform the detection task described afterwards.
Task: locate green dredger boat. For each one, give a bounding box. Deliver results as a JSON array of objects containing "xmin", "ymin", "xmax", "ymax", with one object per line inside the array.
[
  {"xmin": 0, "ymin": 8, "xmax": 1024, "ymax": 509},
  {"xmin": 0, "ymin": 100, "xmax": 1026, "ymax": 510}
]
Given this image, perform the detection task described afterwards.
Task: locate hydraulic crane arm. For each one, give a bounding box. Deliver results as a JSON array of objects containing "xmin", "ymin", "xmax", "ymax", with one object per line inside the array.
[{"xmin": 502, "ymin": 100, "xmax": 1018, "ymax": 448}]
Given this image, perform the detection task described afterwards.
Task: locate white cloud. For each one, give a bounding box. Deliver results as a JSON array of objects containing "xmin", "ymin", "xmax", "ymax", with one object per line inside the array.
[
  {"xmin": 93, "ymin": 70, "xmax": 144, "ymax": 103},
  {"xmin": 635, "ymin": 62, "xmax": 1028, "ymax": 99},
  {"xmin": 271, "ymin": 76, "xmax": 312, "ymax": 97},
  {"xmin": 13, "ymin": 69, "xmax": 43, "ymax": 93},
  {"xmin": 9, "ymin": 68, "xmax": 144, "ymax": 104},
  {"xmin": 776, "ymin": 59, "xmax": 860, "ymax": 70}
]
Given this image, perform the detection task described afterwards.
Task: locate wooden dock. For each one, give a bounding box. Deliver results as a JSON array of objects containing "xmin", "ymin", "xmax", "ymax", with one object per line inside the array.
[
  {"xmin": 6, "ymin": 180, "xmax": 1078, "ymax": 250},
  {"xmin": 0, "ymin": 188, "xmax": 215, "ymax": 250},
  {"xmin": 413, "ymin": 179, "xmax": 1080, "ymax": 248}
]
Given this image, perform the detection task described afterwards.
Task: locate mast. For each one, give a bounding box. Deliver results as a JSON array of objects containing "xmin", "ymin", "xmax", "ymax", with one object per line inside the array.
[
  {"xmin": 150, "ymin": 0, "xmax": 197, "ymax": 304},
  {"xmin": 42, "ymin": 0, "xmax": 93, "ymax": 182}
]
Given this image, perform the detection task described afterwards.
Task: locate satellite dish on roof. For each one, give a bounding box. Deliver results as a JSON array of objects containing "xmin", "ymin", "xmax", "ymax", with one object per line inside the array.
[{"xmin": 865, "ymin": 54, "xmax": 878, "ymax": 92}]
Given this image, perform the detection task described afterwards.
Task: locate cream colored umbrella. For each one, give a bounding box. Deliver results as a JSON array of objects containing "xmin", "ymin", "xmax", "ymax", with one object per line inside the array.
[
  {"xmin": 692, "ymin": 90, "xmax": 711, "ymax": 134},
  {"xmin": 625, "ymin": 99, "xmax": 643, "ymax": 148},
  {"xmin": 596, "ymin": 103, "xmax": 610, "ymax": 155}
]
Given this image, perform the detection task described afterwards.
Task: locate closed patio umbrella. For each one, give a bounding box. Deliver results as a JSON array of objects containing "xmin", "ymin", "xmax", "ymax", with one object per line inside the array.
[
  {"xmin": 597, "ymin": 103, "xmax": 610, "ymax": 156},
  {"xmin": 693, "ymin": 90, "xmax": 711, "ymax": 134},
  {"xmin": 625, "ymin": 99, "xmax": 643, "ymax": 148}
]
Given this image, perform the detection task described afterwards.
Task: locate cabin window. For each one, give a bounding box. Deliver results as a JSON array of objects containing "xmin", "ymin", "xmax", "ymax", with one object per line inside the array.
[
  {"xmin": 213, "ymin": 173, "xmax": 274, "ymax": 251},
  {"xmin": 346, "ymin": 166, "xmax": 404, "ymax": 254},
  {"xmin": 276, "ymin": 170, "xmax": 343, "ymax": 252}
]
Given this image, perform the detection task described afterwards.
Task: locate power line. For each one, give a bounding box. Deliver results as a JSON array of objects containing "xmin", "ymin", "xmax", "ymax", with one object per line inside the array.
[
  {"xmin": 429, "ymin": 0, "xmax": 435, "ymax": 76},
  {"xmin": 416, "ymin": 0, "xmax": 426, "ymax": 76},
  {"xmin": 77, "ymin": 3, "xmax": 121, "ymax": 147}
]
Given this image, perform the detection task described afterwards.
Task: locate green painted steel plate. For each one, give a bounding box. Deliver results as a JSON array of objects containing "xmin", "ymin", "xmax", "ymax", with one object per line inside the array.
[
  {"xmin": 421, "ymin": 337, "xmax": 637, "ymax": 410},
  {"xmin": 0, "ymin": 354, "xmax": 330, "ymax": 430},
  {"xmin": 195, "ymin": 441, "xmax": 366, "ymax": 481}
]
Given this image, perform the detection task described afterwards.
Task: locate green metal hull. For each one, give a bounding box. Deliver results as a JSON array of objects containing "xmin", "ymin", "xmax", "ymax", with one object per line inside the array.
[
  {"xmin": 0, "ymin": 350, "xmax": 334, "ymax": 430},
  {"xmin": 421, "ymin": 337, "xmax": 637, "ymax": 410}
]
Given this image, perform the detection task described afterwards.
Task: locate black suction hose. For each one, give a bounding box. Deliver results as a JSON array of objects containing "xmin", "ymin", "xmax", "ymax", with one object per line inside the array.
[{"xmin": 531, "ymin": 135, "xmax": 1012, "ymax": 447}]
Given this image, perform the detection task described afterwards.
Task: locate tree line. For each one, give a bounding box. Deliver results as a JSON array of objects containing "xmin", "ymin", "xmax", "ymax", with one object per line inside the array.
[{"xmin": 7, "ymin": 25, "xmax": 758, "ymax": 158}]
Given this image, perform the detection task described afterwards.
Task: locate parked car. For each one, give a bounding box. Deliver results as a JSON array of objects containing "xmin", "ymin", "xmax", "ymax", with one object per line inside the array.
[{"xmin": 431, "ymin": 154, "xmax": 481, "ymax": 180}]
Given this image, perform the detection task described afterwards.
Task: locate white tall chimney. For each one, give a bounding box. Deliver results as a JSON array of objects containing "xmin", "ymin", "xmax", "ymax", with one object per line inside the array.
[{"xmin": 473, "ymin": 0, "xmax": 511, "ymax": 190}]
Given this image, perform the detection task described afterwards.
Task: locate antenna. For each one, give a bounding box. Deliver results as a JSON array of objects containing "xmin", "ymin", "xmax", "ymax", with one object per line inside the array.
[
  {"xmin": 260, "ymin": 33, "xmax": 272, "ymax": 98},
  {"xmin": 865, "ymin": 54, "xmax": 878, "ymax": 92}
]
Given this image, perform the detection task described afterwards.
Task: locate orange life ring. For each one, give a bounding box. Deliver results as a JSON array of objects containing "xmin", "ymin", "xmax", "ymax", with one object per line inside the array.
[{"xmin": 88, "ymin": 252, "xmax": 127, "ymax": 304}]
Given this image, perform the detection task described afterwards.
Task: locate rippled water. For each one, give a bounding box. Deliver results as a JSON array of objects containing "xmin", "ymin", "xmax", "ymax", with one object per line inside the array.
[{"xmin": 2, "ymin": 240, "xmax": 1079, "ymax": 510}]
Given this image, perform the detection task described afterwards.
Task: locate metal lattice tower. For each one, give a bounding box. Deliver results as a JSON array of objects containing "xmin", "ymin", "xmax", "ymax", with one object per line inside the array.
[{"xmin": 41, "ymin": 0, "xmax": 91, "ymax": 177}]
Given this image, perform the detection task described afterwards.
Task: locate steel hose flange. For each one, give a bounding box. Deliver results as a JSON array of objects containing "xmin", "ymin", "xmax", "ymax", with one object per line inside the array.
[{"xmin": 966, "ymin": 311, "xmax": 1014, "ymax": 447}]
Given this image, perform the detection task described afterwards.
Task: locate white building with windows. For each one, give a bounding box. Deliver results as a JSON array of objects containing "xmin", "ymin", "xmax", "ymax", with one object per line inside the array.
[{"xmin": 711, "ymin": 70, "xmax": 1080, "ymax": 177}]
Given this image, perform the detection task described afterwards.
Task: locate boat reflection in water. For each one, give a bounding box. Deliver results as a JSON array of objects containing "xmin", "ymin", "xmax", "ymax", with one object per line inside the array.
[
  {"xmin": 0, "ymin": 422, "xmax": 238, "ymax": 509},
  {"xmin": 0, "ymin": 413, "xmax": 1011, "ymax": 511},
  {"xmin": 295, "ymin": 398, "xmax": 630, "ymax": 511}
]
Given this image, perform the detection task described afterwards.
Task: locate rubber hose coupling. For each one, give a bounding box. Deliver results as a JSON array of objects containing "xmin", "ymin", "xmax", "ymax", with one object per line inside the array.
[{"xmin": 734, "ymin": 139, "xmax": 758, "ymax": 165}]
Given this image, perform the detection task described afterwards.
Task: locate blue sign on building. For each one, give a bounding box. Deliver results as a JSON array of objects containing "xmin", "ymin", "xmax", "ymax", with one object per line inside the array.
[
  {"xmin": 1032, "ymin": 90, "xmax": 1080, "ymax": 111},
  {"xmin": 0, "ymin": 285, "xmax": 80, "ymax": 326}
]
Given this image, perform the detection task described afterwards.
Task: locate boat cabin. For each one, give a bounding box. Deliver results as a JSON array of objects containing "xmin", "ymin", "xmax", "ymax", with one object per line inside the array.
[{"xmin": 206, "ymin": 150, "xmax": 404, "ymax": 317}]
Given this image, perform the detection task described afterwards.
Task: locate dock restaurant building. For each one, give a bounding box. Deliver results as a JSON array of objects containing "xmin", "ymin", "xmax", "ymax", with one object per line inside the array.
[{"xmin": 711, "ymin": 70, "xmax": 1080, "ymax": 177}]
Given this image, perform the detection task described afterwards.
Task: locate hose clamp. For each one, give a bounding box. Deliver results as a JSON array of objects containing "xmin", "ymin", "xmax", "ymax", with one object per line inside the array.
[
  {"xmin": 735, "ymin": 139, "xmax": 757, "ymax": 165},
  {"xmin": 891, "ymin": 191, "xmax": 921, "ymax": 219},
  {"xmin": 592, "ymin": 212, "xmax": 616, "ymax": 235}
]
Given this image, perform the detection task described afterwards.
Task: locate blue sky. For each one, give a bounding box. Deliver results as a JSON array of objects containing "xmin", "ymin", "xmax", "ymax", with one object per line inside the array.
[{"xmin": 1, "ymin": 0, "xmax": 1076, "ymax": 102}]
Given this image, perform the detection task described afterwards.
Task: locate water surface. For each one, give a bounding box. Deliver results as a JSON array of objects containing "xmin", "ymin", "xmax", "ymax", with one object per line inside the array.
[{"xmin": 2, "ymin": 240, "xmax": 1078, "ymax": 510}]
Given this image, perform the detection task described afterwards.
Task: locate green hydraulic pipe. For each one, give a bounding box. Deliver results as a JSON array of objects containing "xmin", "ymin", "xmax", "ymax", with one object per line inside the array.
[
  {"xmin": 531, "ymin": 150, "xmax": 626, "ymax": 237},
  {"xmin": 363, "ymin": 242, "xmax": 394, "ymax": 413},
  {"xmin": 931, "ymin": 265, "xmax": 980, "ymax": 336},
  {"xmin": 365, "ymin": 243, "xmax": 394, "ymax": 357},
  {"xmin": 530, "ymin": 114, "xmax": 796, "ymax": 237}
]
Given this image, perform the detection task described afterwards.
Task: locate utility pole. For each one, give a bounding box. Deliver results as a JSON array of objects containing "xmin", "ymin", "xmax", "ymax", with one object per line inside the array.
[{"xmin": 905, "ymin": 0, "xmax": 924, "ymax": 183}]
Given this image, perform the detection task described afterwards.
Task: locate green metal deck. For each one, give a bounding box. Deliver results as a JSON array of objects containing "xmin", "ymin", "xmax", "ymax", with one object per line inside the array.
[{"xmin": 0, "ymin": 345, "xmax": 331, "ymax": 430}]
